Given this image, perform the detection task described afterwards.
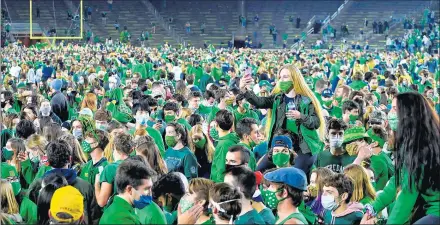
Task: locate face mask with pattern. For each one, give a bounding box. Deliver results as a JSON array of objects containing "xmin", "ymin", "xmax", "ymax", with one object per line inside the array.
[{"xmin": 345, "ymin": 142, "xmax": 359, "ymax": 156}]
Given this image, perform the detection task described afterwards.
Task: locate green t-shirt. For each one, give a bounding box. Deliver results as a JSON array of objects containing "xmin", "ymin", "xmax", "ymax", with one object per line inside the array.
[
  {"xmin": 276, "ymin": 212, "xmax": 309, "ymax": 225},
  {"xmin": 163, "ymin": 147, "xmax": 198, "ymax": 180},
  {"xmin": 100, "ymin": 196, "xmax": 140, "ymax": 225},
  {"xmin": 135, "ymin": 202, "xmax": 167, "ymax": 224},
  {"xmin": 100, "ymin": 160, "xmax": 123, "ymax": 194},
  {"xmin": 79, "ymin": 158, "xmax": 108, "ymax": 185},
  {"xmin": 258, "ymin": 207, "xmax": 276, "ymax": 225},
  {"xmin": 20, "ymin": 197, "xmax": 37, "ymax": 224},
  {"xmin": 235, "ymin": 209, "xmax": 265, "ymax": 224},
  {"xmin": 315, "ymin": 149, "xmax": 356, "ymax": 173}
]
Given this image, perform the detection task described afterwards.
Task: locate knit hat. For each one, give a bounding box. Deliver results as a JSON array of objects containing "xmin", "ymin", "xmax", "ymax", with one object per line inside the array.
[
  {"xmin": 50, "ymin": 186, "xmax": 84, "ymax": 223},
  {"xmin": 51, "ymin": 79, "xmax": 63, "ymax": 91},
  {"xmin": 343, "ymin": 126, "xmax": 371, "ymax": 144}
]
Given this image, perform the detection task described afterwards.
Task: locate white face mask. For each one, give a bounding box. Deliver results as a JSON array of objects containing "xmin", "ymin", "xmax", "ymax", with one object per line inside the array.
[
  {"xmin": 329, "ymin": 137, "xmax": 343, "ymax": 148},
  {"xmin": 321, "ymin": 194, "xmax": 339, "ymax": 211},
  {"xmin": 40, "ymin": 106, "xmax": 51, "ymax": 117}
]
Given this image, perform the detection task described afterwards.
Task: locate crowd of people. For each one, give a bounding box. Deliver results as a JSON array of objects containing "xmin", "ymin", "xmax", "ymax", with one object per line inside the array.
[{"xmin": 0, "ymin": 38, "xmax": 439, "ymax": 225}]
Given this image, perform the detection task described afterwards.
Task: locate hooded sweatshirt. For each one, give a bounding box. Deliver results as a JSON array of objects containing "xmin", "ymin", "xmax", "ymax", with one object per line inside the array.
[
  {"xmin": 210, "ymin": 132, "xmax": 240, "ymax": 182},
  {"xmin": 323, "ymin": 202, "xmax": 364, "ymax": 225}
]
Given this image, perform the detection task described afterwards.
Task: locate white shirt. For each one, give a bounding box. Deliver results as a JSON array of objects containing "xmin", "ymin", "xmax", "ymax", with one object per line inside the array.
[
  {"xmin": 36, "ymin": 68, "xmax": 43, "ymax": 82},
  {"xmin": 27, "ymin": 69, "xmax": 36, "ymax": 83},
  {"xmin": 173, "ymin": 66, "xmax": 182, "ymax": 81},
  {"xmin": 10, "ymin": 66, "xmax": 21, "ymax": 78}
]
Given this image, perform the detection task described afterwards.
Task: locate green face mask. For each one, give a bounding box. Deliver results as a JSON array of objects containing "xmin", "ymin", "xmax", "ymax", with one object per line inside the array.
[
  {"xmin": 179, "ymin": 198, "xmax": 194, "ymax": 214},
  {"xmin": 2, "ymin": 147, "xmax": 14, "ymax": 161},
  {"xmin": 164, "ymin": 114, "xmax": 176, "ymax": 123},
  {"xmin": 279, "ymin": 81, "xmax": 293, "ymax": 93},
  {"xmin": 388, "ymin": 112, "xmax": 398, "ymax": 131},
  {"xmin": 272, "ymin": 152, "xmax": 290, "ymax": 167},
  {"xmin": 165, "ymin": 136, "xmax": 178, "ymax": 147},
  {"xmin": 323, "ymin": 99, "xmax": 333, "ymax": 107},
  {"xmin": 349, "ymin": 114, "xmax": 358, "ymax": 123},
  {"xmin": 194, "ymin": 137, "xmax": 207, "ymax": 149},
  {"xmin": 210, "ymin": 127, "xmax": 219, "ymax": 141},
  {"xmin": 75, "ymin": 97, "xmax": 82, "ymax": 103},
  {"xmin": 262, "ymin": 188, "xmax": 286, "ymax": 209},
  {"xmin": 335, "ymin": 96, "xmax": 343, "ymax": 103},
  {"xmin": 157, "ymin": 98, "xmax": 165, "ymax": 106},
  {"xmin": 81, "ymin": 141, "xmax": 94, "ymax": 153},
  {"xmin": 243, "ymin": 102, "xmax": 250, "ymax": 110}
]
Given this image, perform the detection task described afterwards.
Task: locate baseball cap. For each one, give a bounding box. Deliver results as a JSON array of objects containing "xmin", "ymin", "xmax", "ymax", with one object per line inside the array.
[
  {"xmin": 321, "ymin": 88, "xmax": 334, "ymax": 98},
  {"xmin": 50, "ymin": 185, "xmax": 84, "ymax": 223},
  {"xmin": 271, "ymin": 135, "xmax": 293, "ymax": 149},
  {"xmin": 264, "ymin": 167, "xmax": 308, "ymax": 191},
  {"xmin": 340, "ymin": 65, "xmax": 348, "ymax": 71}
]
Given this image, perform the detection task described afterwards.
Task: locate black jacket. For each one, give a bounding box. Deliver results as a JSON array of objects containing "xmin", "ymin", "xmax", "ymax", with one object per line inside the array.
[
  {"xmin": 244, "ymin": 91, "xmax": 320, "ymax": 153},
  {"xmin": 50, "ymin": 91, "xmax": 68, "ymax": 122}
]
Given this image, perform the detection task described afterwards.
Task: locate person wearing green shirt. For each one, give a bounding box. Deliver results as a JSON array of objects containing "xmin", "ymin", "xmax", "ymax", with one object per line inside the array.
[
  {"xmin": 163, "ymin": 122, "xmax": 198, "ymax": 180},
  {"xmin": 235, "ymin": 118, "xmax": 261, "ymax": 170},
  {"xmin": 315, "ymin": 119, "xmax": 357, "ymax": 173},
  {"xmin": 207, "ymin": 89, "xmax": 235, "ymax": 123},
  {"xmin": 360, "ymin": 92, "xmax": 440, "ymax": 225},
  {"xmin": 79, "ymin": 130, "xmax": 109, "ymax": 185},
  {"xmin": 163, "ymin": 102, "xmax": 192, "ymax": 131},
  {"xmin": 100, "ymin": 159, "xmax": 155, "ymax": 225},
  {"xmin": 210, "ymin": 110, "xmax": 240, "ymax": 182},
  {"xmin": 263, "ymin": 167, "xmax": 310, "ymax": 225},
  {"xmin": 131, "ymin": 100, "xmax": 165, "ymax": 156},
  {"xmin": 321, "ymin": 173, "xmax": 364, "ymax": 224},
  {"xmin": 359, "ymin": 127, "xmax": 394, "ymax": 191},
  {"xmin": 96, "ymin": 132, "xmax": 133, "ymax": 207},
  {"xmin": 234, "ymin": 94, "xmax": 260, "ymax": 125},
  {"xmin": 188, "ymin": 91, "xmax": 212, "ymax": 118},
  {"xmin": 224, "ymin": 166, "xmax": 265, "ymax": 224},
  {"xmin": 321, "ymin": 88, "xmax": 343, "ymax": 119}
]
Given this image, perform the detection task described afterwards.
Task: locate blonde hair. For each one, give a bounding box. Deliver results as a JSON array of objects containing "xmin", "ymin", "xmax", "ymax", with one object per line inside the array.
[
  {"xmin": 188, "ymin": 124, "xmax": 215, "ymax": 162},
  {"xmin": 25, "ymin": 134, "xmax": 48, "ymax": 154},
  {"xmin": 134, "ymin": 128, "xmax": 148, "ymax": 137},
  {"xmin": 104, "ymin": 135, "xmax": 115, "ymax": 163},
  {"xmin": 81, "ymin": 93, "xmax": 98, "ymax": 112},
  {"xmin": 343, "ymin": 164, "xmax": 376, "ymax": 202},
  {"xmin": 0, "ymin": 180, "xmax": 19, "ymax": 214},
  {"xmin": 189, "ymin": 178, "xmax": 214, "ymax": 215},
  {"xmin": 180, "ymin": 108, "xmax": 192, "ymax": 120},
  {"xmin": 267, "ymin": 65, "xmax": 326, "ymax": 141}
]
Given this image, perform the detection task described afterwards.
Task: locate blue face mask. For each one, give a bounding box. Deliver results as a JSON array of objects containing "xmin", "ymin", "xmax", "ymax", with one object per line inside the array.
[
  {"xmin": 73, "ymin": 129, "xmax": 83, "ymax": 139},
  {"xmin": 133, "ymin": 195, "xmax": 153, "ymax": 209}
]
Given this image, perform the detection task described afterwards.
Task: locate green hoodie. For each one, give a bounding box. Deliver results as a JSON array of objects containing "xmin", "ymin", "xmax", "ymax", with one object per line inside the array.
[{"xmin": 210, "ymin": 132, "xmax": 240, "ymax": 182}]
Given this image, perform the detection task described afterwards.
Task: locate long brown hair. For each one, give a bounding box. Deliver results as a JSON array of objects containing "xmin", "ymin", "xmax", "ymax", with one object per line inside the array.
[
  {"xmin": 135, "ymin": 137, "xmax": 168, "ymax": 176},
  {"xmin": 8, "ymin": 138, "xmax": 26, "ymax": 173}
]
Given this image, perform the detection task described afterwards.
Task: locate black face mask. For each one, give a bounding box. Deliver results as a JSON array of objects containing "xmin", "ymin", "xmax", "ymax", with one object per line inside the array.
[
  {"xmin": 1, "ymin": 101, "xmax": 7, "ymax": 108},
  {"xmin": 225, "ymin": 163, "xmax": 244, "ymax": 171}
]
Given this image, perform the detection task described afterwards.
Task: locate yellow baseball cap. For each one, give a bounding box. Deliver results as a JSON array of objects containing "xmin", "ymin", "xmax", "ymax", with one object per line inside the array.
[{"xmin": 50, "ymin": 186, "xmax": 84, "ymax": 223}]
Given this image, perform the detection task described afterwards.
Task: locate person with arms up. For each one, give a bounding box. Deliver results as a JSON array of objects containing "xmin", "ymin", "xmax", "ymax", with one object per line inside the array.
[{"xmin": 240, "ymin": 65, "xmax": 325, "ymax": 176}]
